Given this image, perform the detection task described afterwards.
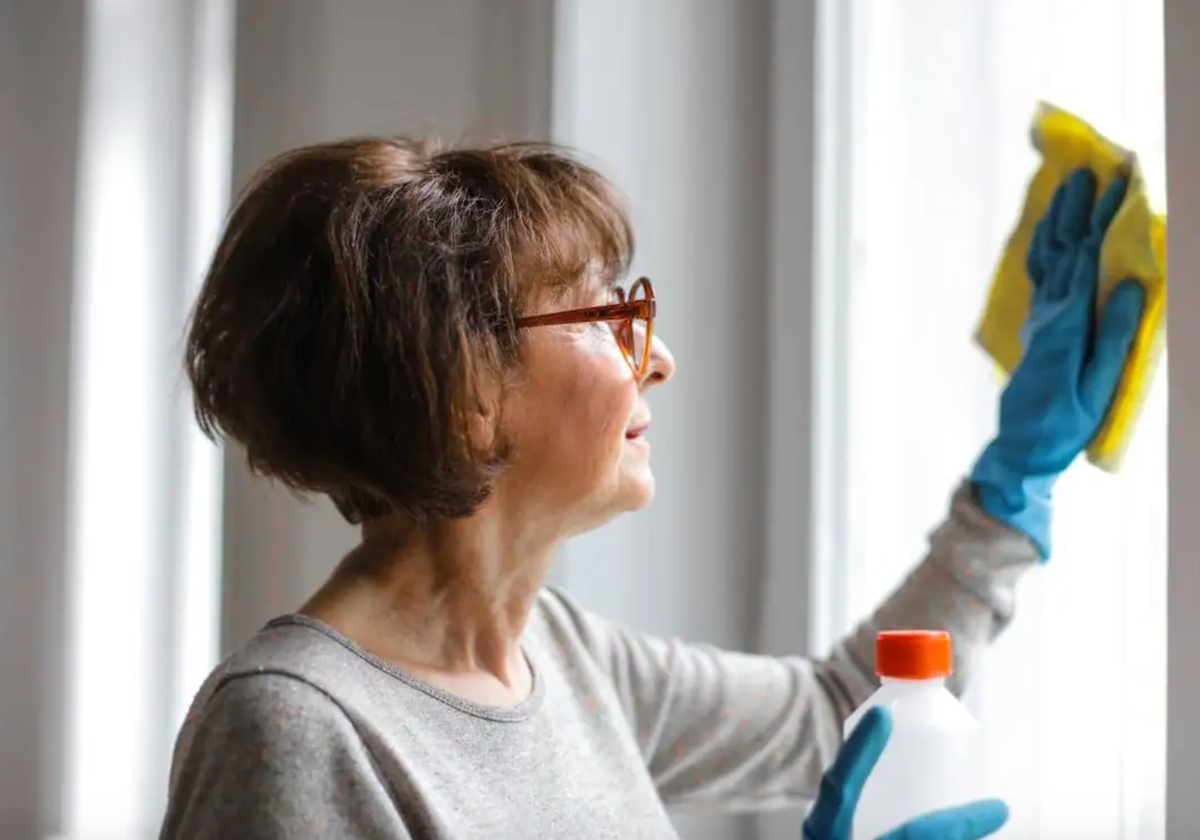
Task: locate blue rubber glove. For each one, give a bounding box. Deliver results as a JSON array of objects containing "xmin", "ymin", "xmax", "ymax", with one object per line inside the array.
[
  {"xmin": 970, "ymin": 168, "xmax": 1146, "ymax": 559},
  {"xmin": 802, "ymin": 707, "xmax": 1009, "ymax": 840}
]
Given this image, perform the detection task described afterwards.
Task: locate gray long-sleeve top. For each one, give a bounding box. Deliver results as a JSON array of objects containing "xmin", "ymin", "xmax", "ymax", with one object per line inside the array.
[{"xmin": 158, "ymin": 482, "xmax": 1039, "ymax": 839}]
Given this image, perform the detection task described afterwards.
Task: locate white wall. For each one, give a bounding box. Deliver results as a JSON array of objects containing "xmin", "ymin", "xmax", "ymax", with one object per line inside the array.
[
  {"xmin": 1165, "ymin": 1, "xmax": 1200, "ymax": 836},
  {"xmin": 0, "ymin": 2, "xmax": 84, "ymax": 836}
]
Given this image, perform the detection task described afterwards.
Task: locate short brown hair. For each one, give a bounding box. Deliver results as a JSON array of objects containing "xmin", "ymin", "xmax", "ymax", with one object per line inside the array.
[{"xmin": 185, "ymin": 136, "xmax": 634, "ymax": 523}]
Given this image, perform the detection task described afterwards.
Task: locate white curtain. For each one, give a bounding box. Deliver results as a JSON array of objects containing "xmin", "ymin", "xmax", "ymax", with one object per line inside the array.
[
  {"xmin": 822, "ymin": 0, "xmax": 1167, "ymax": 837},
  {"xmin": 60, "ymin": 0, "xmax": 232, "ymax": 836}
]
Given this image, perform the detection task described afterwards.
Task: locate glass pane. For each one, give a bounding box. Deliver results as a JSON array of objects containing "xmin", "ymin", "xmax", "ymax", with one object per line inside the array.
[{"xmin": 838, "ymin": 0, "xmax": 1166, "ymax": 836}]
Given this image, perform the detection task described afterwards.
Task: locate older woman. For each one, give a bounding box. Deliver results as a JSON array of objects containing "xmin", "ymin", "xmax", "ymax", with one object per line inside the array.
[{"xmin": 159, "ymin": 139, "xmax": 1142, "ymax": 840}]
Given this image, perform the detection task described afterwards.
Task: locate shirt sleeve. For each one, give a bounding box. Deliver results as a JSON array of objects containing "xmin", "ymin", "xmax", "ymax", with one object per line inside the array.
[
  {"xmin": 545, "ymin": 481, "xmax": 1039, "ymax": 814},
  {"xmin": 159, "ymin": 672, "xmax": 413, "ymax": 840}
]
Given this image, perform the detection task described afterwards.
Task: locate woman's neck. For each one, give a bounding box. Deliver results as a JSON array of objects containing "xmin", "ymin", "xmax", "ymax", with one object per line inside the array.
[{"xmin": 299, "ymin": 504, "xmax": 559, "ymax": 702}]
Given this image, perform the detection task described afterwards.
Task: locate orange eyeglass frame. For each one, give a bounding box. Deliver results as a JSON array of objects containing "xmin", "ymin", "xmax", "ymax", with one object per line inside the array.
[{"xmin": 515, "ymin": 277, "xmax": 657, "ymax": 379}]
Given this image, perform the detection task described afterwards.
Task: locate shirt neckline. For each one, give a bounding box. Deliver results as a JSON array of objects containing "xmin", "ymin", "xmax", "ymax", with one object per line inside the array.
[{"xmin": 263, "ymin": 612, "xmax": 546, "ymax": 723}]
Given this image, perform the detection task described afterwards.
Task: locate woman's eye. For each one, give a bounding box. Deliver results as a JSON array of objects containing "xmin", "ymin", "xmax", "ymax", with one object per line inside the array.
[
  {"xmin": 575, "ymin": 321, "xmax": 613, "ymax": 342},
  {"xmin": 564, "ymin": 321, "xmax": 603, "ymax": 337}
]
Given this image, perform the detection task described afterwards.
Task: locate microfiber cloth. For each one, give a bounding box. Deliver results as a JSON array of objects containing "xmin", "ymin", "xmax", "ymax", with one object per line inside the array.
[{"xmin": 975, "ymin": 102, "xmax": 1167, "ymax": 472}]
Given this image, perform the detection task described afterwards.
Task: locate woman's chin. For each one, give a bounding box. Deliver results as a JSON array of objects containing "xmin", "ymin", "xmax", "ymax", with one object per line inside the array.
[
  {"xmin": 563, "ymin": 475, "xmax": 655, "ymax": 538},
  {"xmin": 619, "ymin": 470, "xmax": 656, "ymax": 511}
]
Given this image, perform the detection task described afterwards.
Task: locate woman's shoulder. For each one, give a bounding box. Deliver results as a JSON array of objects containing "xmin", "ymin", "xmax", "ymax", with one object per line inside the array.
[
  {"xmin": 177, "ymin": 617, "xmax": 360, "ymax": 738},
  {"xmin": 208, "ymin": 615, "xmax": 358, "ymax": 691},
  {"xmin": 166, "ymin": 621, "xmax": 362, "ymax": 794},
  {"xmin": 528, "ymin": 585, "xmax": 631, "ymax": 670},
  {"xmin": 529, "ymin": 585, "xmax": 595, "ymax": 645}
]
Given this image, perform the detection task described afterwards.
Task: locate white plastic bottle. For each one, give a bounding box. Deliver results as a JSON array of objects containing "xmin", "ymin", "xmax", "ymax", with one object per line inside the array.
[{"xmin": 844, "ymin": 631, "xmax": 988, "ymax": 839}]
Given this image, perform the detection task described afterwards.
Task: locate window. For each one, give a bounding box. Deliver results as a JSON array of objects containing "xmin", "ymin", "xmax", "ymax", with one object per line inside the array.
[
  {"xmin": 62, "ymin": 0, "xmax": 231, "ymax": 835},
  {"xmin": 820, "ymin": 0, "xmax": 1166, "ymax": 836}
]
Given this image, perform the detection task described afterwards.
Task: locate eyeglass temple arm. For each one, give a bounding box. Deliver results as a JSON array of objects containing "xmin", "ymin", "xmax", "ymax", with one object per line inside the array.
[{"xmin": 517, "ymin": 302, "xmax": 648, "ymax": 328}]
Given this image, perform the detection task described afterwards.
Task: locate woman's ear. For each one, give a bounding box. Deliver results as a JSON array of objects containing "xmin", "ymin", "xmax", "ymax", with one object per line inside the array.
[
  {"xmin": 466, "ymin": 404, "xmax": 497, "ymax": 455},
  {"xmin": 465, "ymin": 374, "xmax": 504, "ymax": 456}
]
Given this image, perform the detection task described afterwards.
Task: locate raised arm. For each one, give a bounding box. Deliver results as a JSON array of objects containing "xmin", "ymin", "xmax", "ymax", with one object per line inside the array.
[
  {"xmin": 549, "ymin": 166, "xmax": 1143, "ymax": 821},
  {"xmin": 544, "ymin": 482, "xmax": 1037, "ymax": 815}
]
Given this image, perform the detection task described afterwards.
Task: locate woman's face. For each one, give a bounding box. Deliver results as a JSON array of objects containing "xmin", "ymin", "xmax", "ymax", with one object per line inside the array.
[{"xmin": 496, "ymin": 280, "xmax": 675, "ymax": 537}]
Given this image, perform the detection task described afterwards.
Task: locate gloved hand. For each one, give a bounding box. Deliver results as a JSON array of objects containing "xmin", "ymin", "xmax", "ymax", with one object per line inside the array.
[
  {"xmin": 970, "ymin": 168, "xmax": 1146, "ymax": 559},
  {"xmin": 802, "ymin": 707, "xmax": 1009, "ymax": 840}
]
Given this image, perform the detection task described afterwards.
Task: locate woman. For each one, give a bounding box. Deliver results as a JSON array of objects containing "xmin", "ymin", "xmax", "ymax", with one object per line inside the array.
[{"xmin": 160, "ymin": 138, "xmax": 1142, "ymax": 839}]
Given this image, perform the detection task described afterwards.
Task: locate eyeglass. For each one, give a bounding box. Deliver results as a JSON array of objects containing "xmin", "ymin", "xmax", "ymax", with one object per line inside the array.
[{"xmin": 515, "ymin": 277, "xmax": 657, "ymax": 380}]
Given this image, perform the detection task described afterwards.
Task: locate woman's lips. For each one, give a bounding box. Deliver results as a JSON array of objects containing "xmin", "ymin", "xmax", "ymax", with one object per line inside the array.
[{"xmin": 625, "ymin": 420, "xmax": 651, "ymax": 440}]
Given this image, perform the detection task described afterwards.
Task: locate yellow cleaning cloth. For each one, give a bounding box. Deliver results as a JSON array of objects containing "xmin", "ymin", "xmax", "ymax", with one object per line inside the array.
[{"xmin": 975, "ymin": 102, "xmax": 1167, "ymax": 472}]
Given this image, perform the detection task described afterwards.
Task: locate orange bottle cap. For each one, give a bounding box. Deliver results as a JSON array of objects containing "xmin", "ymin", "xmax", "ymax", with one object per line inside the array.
[{"xmin": 876, "ymin": 630, "xmax": 953, "ymax": 679}]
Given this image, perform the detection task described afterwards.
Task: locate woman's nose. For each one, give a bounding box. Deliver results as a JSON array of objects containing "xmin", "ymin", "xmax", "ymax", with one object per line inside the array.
[{"xmin": 640, "ymin": 333, "xmax": 675, "ymax": 389}]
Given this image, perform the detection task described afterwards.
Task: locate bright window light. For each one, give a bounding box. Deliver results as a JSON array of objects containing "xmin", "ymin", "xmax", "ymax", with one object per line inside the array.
[
  {"xmin": 822, "ymin": 0, "xmax": 1166, "ymax": 836},
  {"xmin": 63, "ymin": 0, "xmax": 231, "ymax": 836}
]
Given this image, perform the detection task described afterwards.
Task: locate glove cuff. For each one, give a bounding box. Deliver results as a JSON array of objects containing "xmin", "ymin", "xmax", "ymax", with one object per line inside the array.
[{"xmin": 970, "ymin": 444, "xmax": 1055, "ymax": 560}]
